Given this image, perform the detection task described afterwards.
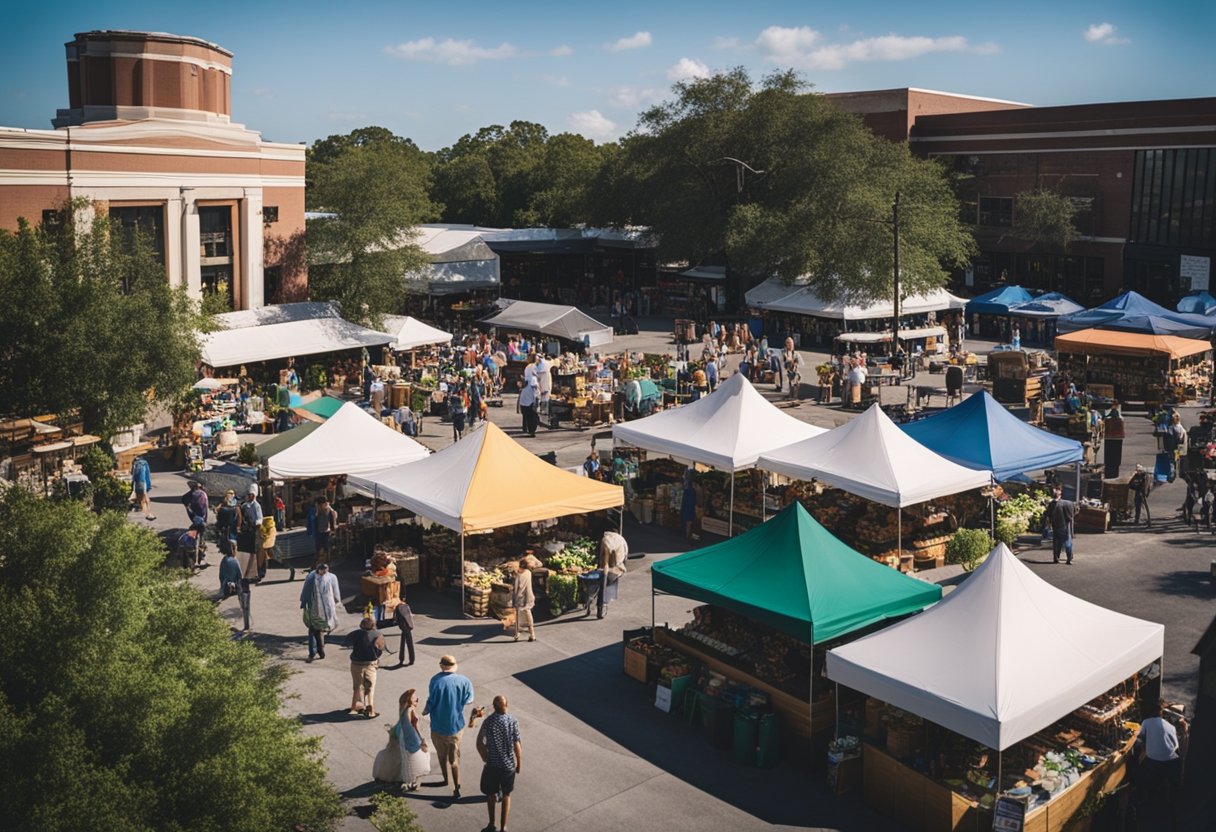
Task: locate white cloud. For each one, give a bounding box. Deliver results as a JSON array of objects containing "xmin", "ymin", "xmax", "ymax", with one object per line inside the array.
[
  {"xmin": 569, "ymin": 109, "xmax": 617, "ymax": 140},
  {"xmin": 1084, "ymin": 22, "xmax": 1129, "ymax": 45},
  {"xmin": 551, "ymin": 44, "xmax": 573, "ymax": 57},
  {"xmin": 756, "ymin": 26, "xmax": 999, "ymax": 70},
  {"xmin": 606, "ymin": 31, "xmax": 652, "ymax": 52},
  {"xmin": 712, "ymin": 36, "xmax": 742, "ymax": 50},
  {"xmin": 667, "ymin": 57, "xmax": 711, "ymax": 82},
  {"xmin": 610, "ymin": 86, "xmax": 664, "ymax": 108},
  {"xmin": 540, "ymin": 74, "xmax": 572, "ymax": 87},
  {"xmin": 385, "ymin": 37, "xmax": 520, "ymax": 65}
]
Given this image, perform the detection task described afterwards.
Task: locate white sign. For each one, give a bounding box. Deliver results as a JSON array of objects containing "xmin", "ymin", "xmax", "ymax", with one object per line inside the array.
[{"xmin": 1180, "ymin": 255, "xmax": 1210, "ymax": 292}]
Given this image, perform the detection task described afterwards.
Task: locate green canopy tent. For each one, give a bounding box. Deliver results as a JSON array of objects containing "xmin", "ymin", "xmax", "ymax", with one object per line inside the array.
[
  {"xmin": 651, "ymin": 502, "xmax": 942, "ymax": 742},
  {"xmin": 292, "ymin": 395, "xmax": 345, "ymax": 422}
]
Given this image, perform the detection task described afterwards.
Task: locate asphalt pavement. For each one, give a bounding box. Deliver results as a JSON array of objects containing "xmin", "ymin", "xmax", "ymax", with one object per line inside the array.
[{"xmin": 129, "ymin": 321, "xmax": 1214, "ymax": 831}]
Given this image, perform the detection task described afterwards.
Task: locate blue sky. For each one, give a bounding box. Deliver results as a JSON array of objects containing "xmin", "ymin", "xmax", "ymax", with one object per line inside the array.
[{"xmin": 4, "ymin": 0, "xmax": 1213, "ymax": 150}]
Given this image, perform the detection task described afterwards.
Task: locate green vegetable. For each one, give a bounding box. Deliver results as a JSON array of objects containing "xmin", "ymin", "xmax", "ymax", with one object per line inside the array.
[{"xmin": 548, "ymin": 573, "xmax": 579, "ymax": 616}]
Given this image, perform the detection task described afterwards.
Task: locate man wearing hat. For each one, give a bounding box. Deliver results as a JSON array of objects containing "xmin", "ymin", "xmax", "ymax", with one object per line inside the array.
[{"xmin": 423, "ymin": 654, "xmax": 475, "ymax": 800}]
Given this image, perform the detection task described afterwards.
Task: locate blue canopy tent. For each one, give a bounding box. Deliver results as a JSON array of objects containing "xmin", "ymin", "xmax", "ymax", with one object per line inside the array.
[
  {"xmin": 1008, "ymin": 292, "xmax": 1084, "ymax": 319},
  {"xmin": 1098, "ymin": 314, "xmax": 1212, "ymax": 339},
  {"xmin": 966, "ymin": 285, "xmax": 1036, "ymax": 316},
  {"xmin": 1058, "ymin": 291, "xmax": 1216, "ymax": 337},
  {"xmin": 1177, "ymin": 292, "xmax": 1216, "ymax": 315},
  {"xmin": 901, "ymin": 391, "xmax": 1083, "ymax": 482}
]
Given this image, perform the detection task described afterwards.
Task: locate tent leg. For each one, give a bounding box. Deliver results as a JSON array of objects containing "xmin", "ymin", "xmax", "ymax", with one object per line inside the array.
[
  {"xmin": 373, "ymin": 484, "xmax": 379, "ymax": 547},
  {"xmin": 1075, "ymin": 460, "xmax": 1081, "ymax": 502},
  {"xmin": 650, "ymin": 589, "xmax": 656, "ymax": 631},
  {"xmin": 729, "ymin": 474, "xmax": 735, "ymax": 537},
  {"xmin": 897, "ymin": 509, "xmax": 902, "ymax": 562},
  {"xmin": 834, "ymin": 682, "xmax": 840, "ymax": 741},
  {"xmin": 618, "ymin": 506, "xmax": 623, "ymax": 536},
  {"xmin": 762, "ymin": 478, "xmax": 767, "ymax": 522},
  {"xmin": 996, "ymin": 749, "xmax": 1002, "ymax": 807},
  {"xmin": 989, "ymin": 475, "xmax": 996, "ymax": 536},
  {"xmin": 460, "ymin": 532, "xmax": 467, "ymax": 620}
]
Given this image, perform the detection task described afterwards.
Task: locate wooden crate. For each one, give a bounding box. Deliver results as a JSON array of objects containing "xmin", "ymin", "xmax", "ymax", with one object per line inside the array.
[
  {"xmin": 360, "ymin": 575, "xmax": 400, "ymax": 606},
  {"xmin": 623, "ymin": 645, "xmax": 649, "ymax": 682},
  {"xmin": 391, "ymin": 553, "xmax": 420, "ymax": 586},
  {"xmin": 465, "ymin": 586, "xmax": 490, "ymax": 617}
]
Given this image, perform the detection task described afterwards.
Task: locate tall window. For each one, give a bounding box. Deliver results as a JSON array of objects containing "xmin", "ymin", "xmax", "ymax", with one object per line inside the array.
[
  {"xmin": 199, "ymin": 206, "xmax": 233, "ymax": 258},
  {"xmin": 978, "ymin": 196, "xmax": 1014, "ymax": 228},
  {"xmin": 110, "ymin": 204, "xmax": 165, "ymax": 263},
  {"xmin": 1130, "ymin": 148, "xmax": 1215, "ymax": 246}
]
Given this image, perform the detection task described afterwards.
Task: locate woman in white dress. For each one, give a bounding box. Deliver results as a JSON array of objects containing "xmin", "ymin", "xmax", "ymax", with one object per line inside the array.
[{"xmin": 396, "ymin": 688, "xmax": 431, "ymax": 791}]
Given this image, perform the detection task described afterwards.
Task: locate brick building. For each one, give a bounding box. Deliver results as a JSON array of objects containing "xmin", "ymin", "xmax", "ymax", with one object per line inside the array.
[
  {"xmin": 827, "ymin": 89, "xmax": 1216, "ymax": 308},
  {"xmin": 0, "ymin": 30, "xmax": 306, "ymax": 309}
]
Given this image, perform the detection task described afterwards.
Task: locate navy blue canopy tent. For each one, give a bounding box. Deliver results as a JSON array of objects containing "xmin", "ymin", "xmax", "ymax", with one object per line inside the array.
[
  {"xmin": 966, "ymin": 285, "xmax": 1036, "ymax": 316},
  {"xmin": 1058, "ymin": 291, "xmax": 1215, "ymax": 338},
  {"xmin": 1177, "ymin": 292, "xmax": 1216, "ymax": 315},
  {"xmin": 1009, "ymin": 292, "xmax": 1084, "ymax": 319},
  {"xmin": 1098, "ymin": 314, "xmax": 1211, "ymax": 339},
  {"xmin": 901, "ymin": 391, "xmax": 1083, "ymax": 481}
]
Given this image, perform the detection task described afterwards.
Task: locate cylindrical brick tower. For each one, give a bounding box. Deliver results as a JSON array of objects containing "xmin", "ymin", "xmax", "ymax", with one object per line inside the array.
[{"xmin": 53, "ymin": 30, "xmax": 233, "ymax": 127}]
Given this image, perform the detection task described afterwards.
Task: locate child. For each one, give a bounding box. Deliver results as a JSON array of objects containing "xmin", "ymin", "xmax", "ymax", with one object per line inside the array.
[{"xmin": 1203, "ymin": 485, "xmax": 1214, "ymax": 530}]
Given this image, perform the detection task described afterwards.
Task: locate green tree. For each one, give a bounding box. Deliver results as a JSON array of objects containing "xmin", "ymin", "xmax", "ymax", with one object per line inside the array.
[
  {"xmin": 0, "ymin": 205, "xmax": 203, "ymax": 435},
  {"xmin": 433, "ymin": 153, "xmax": 499, "ymax": 225},
  {"xmin": 1012, "ymin": 187, "xmax": 1080, "ymax": 250},
  {"xmin": 307, "ymin": 137, "xmax": 438, "ymax": 327},
  {"xmin": 606, "ymin": 69, "xmax": 976, "ymax": 308},
  {"xmin": 0, "ymin": 488, "xmax": 344, "ymax": 831}
]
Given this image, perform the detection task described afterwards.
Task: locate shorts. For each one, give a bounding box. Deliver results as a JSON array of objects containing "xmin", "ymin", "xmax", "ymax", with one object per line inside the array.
[
  {"xmin": 316, "ymin": 532, "xmax": 331, "ymax": 552},
  {"xmin": 480, "ymin": 764, "xmax": 516, "ymax": 797},
  {"xmin": 431, "ymin": 731, "xmax": 462, "ymax": 768},
  {"xmin": 350, "ymin": 661, "xmax": 377, "ymax": 698}
]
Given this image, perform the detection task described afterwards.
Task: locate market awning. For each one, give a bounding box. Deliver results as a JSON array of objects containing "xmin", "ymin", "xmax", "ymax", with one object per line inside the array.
[
  {"xmin": 747, "ymin": 278, "xmax": 967, "ymax": 320},
  {"xmin": 651, "ymin": 503, "xmax": 942, "ymax": 644},
  {"xmin": 380, "ymin": 315, "xmax": 453, "ymax": 351},
  {"xmin": 612, "ymin": 372, "xmax": 827, "ymax": 472},
  {"xmin": 482, "ymin": 300, "xmax": 613, "ymax": 347},
  {"xmin": 198, "ymin": 303, "xmax": 393, "ymax": 368},
  {"xmin": 266, "ymin": 402, "xmax": 429, "ymax": 479},
  {"xmin": 757, "ymin": 404, "xmax": 992, "ymax": 508},
  {"xmin": 677, "ymin": 265, "xmax": 726, "ymax": 282},
  {"xmin": 1058, "ymin": 290, "xmax": 1215, "ymax": 338},
  {"xmin": 1008, "ymin": 292, "xmax": 1084, "ymax": 319},
  {"xmin": 292, "ymin": 396, "xmax": 346, "ymax": 422},
  {"xmin": 348, "ymin": 422, "xmax": 622, "ymax": 532},
  {"xmin": 744, "ymin": 276, "xmax": 808, "ymax": 308},
  {"xmin": 826, "ymin": 544, "xmax": 1164, "ymax": 750},
  {"xmin": 901, "ymin": 391, "xmax": 1083, "ymax": 481},
  {"xmin": 835, "ymin": 326, "xmax": 945, "ymax": 344},
  {"xmin": 965, "ymin": 285, "xmax": 1035, "ymax": 316},
  {"xmin": 1054, "ymin": 328, "xmax": 1212, "ymax": 360}
]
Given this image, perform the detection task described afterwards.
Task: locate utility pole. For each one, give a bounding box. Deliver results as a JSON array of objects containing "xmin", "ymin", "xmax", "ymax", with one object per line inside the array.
[{"xmin": 892, "ymin": 191, "xmax": 901, "ymax": 350}]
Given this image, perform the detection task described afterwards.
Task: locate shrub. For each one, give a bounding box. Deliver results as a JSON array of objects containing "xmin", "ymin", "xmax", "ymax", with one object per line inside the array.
[
  {"xmin": 945, "ymin": 528, "xmax": 994, "ymax": 572},
  {"xmin": 994, "ymin": 517, "xmax": 1023, "ymax": 547},
  {"xmin": 237, "ymin": 442, "xmax": 258, "ymax": 465},
  {"xmin": 548, "ymin": 573, "xmax": 579, "ymax": 616},
  {"xmin": 79, "ymin": 445, "xmax": 116, "ymax": 481},
  {"xmin": 92, "ymin": 475, "xmax": 132, "ymax": 513},
  {"xmin": 369, "ymin": 792, "xmax": 425, "ymax": 832}
]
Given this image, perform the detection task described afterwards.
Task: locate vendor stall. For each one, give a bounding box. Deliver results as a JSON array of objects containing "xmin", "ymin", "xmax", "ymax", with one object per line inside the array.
[
  {"xmin": 646, "ymin": 503, "xmax": 941, "ymax": 745},
  {"xmin": 757, "ymin": 405, "xmax": 992, "ymax": 559},
  {"xmin": 827, "ymin": 543, "xmax": 1164, "ymax": 831},
  {"xmin": 380, "ymin": 315, "xmax": 453, "ymax": 352},
  {"xmin": 965, "ymin": 285, "xmax": 1035, "ymax": 340},
  {"xmin": 1054, "ymin": 328, "xmax": 1212, "ymax": 402},
  {"xmin": 1058, "ymin": 290, "xmax": 1215, "ymax": 339},
  {"xmin": 612, "ymin": 373, "xmax": 826, "ymax": 535},
  {"xmin": 198, "ymin": 302, "xmax": 394, "ymax": 370},
  {"xmin": 1007, "ymin": 293, "xmax": 1084, "ymax": 345},
  {"xmin": 266, "ymin": 402, "xmax": 428, "ymax": 479},
  {"xmin": 482, "ymin": 300, "xmax": 613, "ymax": 350},
  {"xmin": 348, "ymin": 422, "xmax": 623, "ymax": 615}
]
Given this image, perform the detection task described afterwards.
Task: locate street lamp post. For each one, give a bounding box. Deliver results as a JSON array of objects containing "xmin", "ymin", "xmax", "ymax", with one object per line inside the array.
[
  {"xmin": 713, "ymin": 157, "xmax": 766, "ymax": 311},
  {"xmin": 892, "ymin": 191, "xmax": 901, "ymax": 350}
]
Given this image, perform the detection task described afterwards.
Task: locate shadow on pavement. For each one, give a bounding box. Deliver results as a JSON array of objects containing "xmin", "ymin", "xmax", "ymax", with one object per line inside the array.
[
  {"xmin": 1151, "ymin": 571, "xmax": 1216, "ymax": 599},
  {"xmin": 514, "ymin": 643, "xmax": 881, "ymax": 830}
]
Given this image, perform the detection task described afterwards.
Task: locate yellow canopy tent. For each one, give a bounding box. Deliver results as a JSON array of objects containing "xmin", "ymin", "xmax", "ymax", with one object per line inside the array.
[{"xmin": 349, "ymin": 422, "xmax": 623, "ymax": 612}]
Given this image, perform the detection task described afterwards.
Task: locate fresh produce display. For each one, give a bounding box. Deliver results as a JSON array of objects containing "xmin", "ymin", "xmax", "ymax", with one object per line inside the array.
[
  {"xmin": 546, "ymin": 538, "xmax": 596, "ymax": 573},
  {"xmin": 547, "ymin": 573, "xmax": 579, "ymax": 616},
  {"xmin": 676, "ymin": 606, "xmax": 810, "ymax": 691}
]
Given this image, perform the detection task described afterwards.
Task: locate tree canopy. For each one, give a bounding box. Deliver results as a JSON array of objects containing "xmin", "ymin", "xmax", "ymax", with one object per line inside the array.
[
  {"xmin": 306, "ymin": 133, "xmax": 438, "ymax": 327},
  {"xmin": 1012, "ymin": 187, "xmax": 1080, "ymax": 250},
  {"xmin": 604, "ymin": 69, "xmax": 976, "ymax": 306},
  {"xmin": 0, "ymin": 205, "xmax": 203, "ymax": 435},
  {"xmin": 0, "ymin": 488, "xmax": 343, "ymax": 831}
]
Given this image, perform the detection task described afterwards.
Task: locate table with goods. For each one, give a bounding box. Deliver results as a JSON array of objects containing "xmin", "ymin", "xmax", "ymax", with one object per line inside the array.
[{"xmin": 855, "ymin": 672, "xmax": 1148, "ymax": 832}]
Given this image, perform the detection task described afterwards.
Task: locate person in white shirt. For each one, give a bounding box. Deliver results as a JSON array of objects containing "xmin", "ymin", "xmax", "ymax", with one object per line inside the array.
[
  {"xmin": 1136, "ymin": 700, "xmax": 1185, "ymax": 800},
  {"xmin": 846, "ymin": 361, "xmax": 867, "ymax": 409}
]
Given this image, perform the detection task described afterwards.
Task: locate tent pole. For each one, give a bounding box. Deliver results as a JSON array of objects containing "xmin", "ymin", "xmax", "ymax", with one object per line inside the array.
[
  {"xmin": 651, "ymin": 589, "xmax": 656, "ymax": 631},
  {"xmin": 618, "ymin": 505, "xmax": 623, "ymax": 536},
  {"xmin": 834, "ymin": 682, "xmax": 840, "ymax": 741},
  {"xmin": 762, "ymin": 477, "xmax": 768, "ymax": 522},
  {"xmin": 729, "ymin": 473, "xmax": 736, "ymax": 537},
  {"xmin": 373, "ymin": 484, "xmax": 379, "ymax": 547},
  {"xmin": 460, "ymin": 532, "xmax": 466, "ymax": 619},
  {"xmin": 1075, "ymin": 460, "xmax": 1081, "ymax": 502},
  {"xmin": 996, "ymin": 749, "xmax": 1003, "ymax": 808},
  {"xmin": 989, "ymin": 475, "xmax": 996, "ymax": 536},
  {"xmin": 897, "ymin": 508, "xmax": 902, "ymax": 562}
]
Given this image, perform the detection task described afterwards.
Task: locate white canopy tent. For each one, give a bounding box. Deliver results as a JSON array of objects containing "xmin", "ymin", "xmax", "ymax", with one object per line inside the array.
[
  {"xmin": 835, "ymin": 326, "xmax": 946, "ymax": 345},
  {"xmin": 747, "ymin": 277, "xmax": 966, "ymax": 321},
  {"xmin": 265, "ymin": 402, "xmax": 429, "ymax": 478},
  {"xmin": 380, "ymin": 315, "xmax": 453, "ymax": 351},
  {"xmin": 482, "ymin": 300, "xmax": 613, "ymax": 347},
  {"xmin": 199, "ymin": 302, "xmax": 393, "ymax": 368},
  {"xmin": 757, "ymin": 404, "xmax": 992, "ymax": 553},
  {"xmin": 827, "ymin": 543, "xmax": 1164, "ymax": 751},
  {"xmin": 612, "ymin": 373, "xmax": 827, "ymax": 534}
]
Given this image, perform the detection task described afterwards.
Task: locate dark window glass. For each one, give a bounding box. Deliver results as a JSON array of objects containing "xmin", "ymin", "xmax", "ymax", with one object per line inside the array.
[
  {"xmin": 109, "ymin": 205, "xmax": 165, "ymax": 263},
  {"xmin": 1130, "ymin": 148, "xmax": 1216, "ymax": 246},
  {"xmin": 199, "ymin": 206, "xmax": 232, "ymax": 259},
  {"xmin": 978, "ymin": 196, "xmax": 1013, "ymax": 228},
  {"xmin": 263, "ymin": 205, "xmax": 279, "ymax": 223},
  {"xmin": 263, "ymin": 266, "xmax": 281, "ymax": 303},
  {"xmin": 42, "ymin": 209, "xmax": 65, "ymax": 227}
]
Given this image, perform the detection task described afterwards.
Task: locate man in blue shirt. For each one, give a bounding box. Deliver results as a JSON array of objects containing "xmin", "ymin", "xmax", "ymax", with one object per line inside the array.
[{"xmin": 423, "ymin": 654, "xmax": 475, "ymax": 800}]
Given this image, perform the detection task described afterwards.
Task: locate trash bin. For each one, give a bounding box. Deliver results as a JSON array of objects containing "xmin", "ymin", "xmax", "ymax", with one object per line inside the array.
[
  {"xmin": 732, "ymin": 709, "xmax": 759, "ymax": 765},
  {"xmin": 756, "ymin": 712, "xmax": 781, "ymax": 768}
]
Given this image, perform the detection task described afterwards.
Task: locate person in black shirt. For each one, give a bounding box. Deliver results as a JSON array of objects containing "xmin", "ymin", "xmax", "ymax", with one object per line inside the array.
[
  {"xmin": 348, "ymin": 617, "xmax": 385, "ymax": 717},
  {"xmin": 1045, "ymin": 486, "xmax": 1076, "ymax": 565},
  {"xmin": 393, "ymin": 599, "xmax": 416, "ymax": 667}
]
